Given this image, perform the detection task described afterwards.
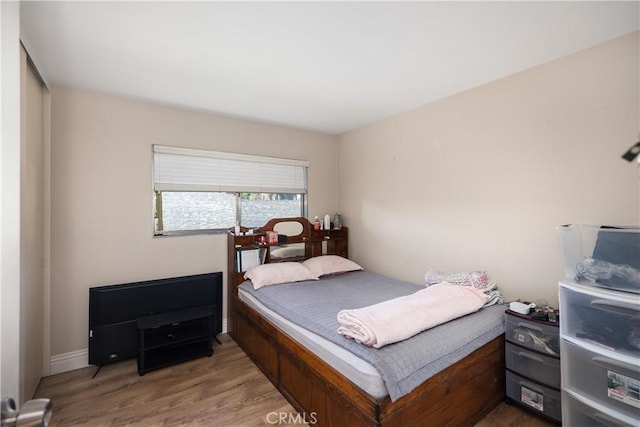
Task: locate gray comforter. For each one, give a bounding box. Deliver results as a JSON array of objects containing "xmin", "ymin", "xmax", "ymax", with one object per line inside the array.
[{"xmin": 238, "ymin": 270, "xmax": 505, "ymax": 401}]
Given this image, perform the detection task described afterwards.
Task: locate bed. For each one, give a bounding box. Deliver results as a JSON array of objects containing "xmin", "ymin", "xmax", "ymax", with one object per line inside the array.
[{"xmin": 227, "ymin": 217, "xmax": 506, "ymax": 426}]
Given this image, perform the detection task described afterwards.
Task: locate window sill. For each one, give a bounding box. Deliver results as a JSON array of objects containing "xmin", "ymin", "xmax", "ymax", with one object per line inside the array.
[{"xmin": 153, "ymin": 229, "xmax": 228, "ymax": 238}]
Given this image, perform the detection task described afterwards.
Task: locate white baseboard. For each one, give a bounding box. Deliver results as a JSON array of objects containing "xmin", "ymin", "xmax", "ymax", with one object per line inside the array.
[
  {"xmin": 49, "ymin": 320, "xmax": 229, "ymax": 376},
  {"xmin": 49, "ymin": 349, "xmax": 88, "ymax": 375}
]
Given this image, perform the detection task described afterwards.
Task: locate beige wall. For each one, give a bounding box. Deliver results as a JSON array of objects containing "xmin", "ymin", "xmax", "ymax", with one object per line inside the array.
[
  {"xmin": 338, "ymin": 32, "xmax": 640, "ymax": 307},
  {"xmin": 50, "ymin": 87, "xmax": 338, "ymax": 357}
]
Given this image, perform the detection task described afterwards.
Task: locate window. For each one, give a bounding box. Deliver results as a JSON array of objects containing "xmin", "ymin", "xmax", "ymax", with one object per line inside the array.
[{"xmin": 153, "ymin": 145, "xmax": 308, "ymax": 235}]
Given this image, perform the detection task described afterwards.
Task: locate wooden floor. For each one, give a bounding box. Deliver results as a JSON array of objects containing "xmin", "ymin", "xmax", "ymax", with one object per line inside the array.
[{"xmin": 35, "ymin": 334, "xmax": 555, "ymax": 426}]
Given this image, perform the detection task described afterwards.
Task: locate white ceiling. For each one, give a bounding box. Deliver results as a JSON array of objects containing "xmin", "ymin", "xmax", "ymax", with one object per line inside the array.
[{"xmin": 20, "ymin": 1, "xmax": 640, "ymax": 135}]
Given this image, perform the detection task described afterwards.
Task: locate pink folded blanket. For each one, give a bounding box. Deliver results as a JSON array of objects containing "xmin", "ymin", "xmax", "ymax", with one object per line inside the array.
[{"xmin": 336, "ymin": 282, "xmax": 488, "ymax": 348}]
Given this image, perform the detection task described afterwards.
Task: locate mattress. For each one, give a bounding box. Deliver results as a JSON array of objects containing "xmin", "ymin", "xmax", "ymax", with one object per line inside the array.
[
  {"xmin": 238, "ymin": 271, "xmax": 506, "ymax": 400},
  {"xmin": 238, "ymin": 288, "xmax": 389, "ymax": 398}
]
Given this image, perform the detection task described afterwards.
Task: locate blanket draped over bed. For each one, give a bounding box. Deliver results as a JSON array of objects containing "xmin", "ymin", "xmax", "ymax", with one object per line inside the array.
[
  {"xmin": 238, "ymin": 271, "xmax": 505, "ymax": 401},
  {"xmin": 337, "ymin": 282, "xmax": 488, "ymax": 348}
]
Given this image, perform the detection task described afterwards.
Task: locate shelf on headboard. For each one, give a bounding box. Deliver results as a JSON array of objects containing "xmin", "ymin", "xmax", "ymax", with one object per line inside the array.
[{"xmin": 226, "ymin": 217, "xmax": 348, "ymax": 333}]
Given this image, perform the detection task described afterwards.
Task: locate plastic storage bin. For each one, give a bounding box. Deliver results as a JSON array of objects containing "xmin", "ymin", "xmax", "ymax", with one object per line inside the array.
[
  {"xmin": 505, "ymin": 314, "xmax": 560, "ymax": 356},
  {"xmin": 505, "ymin": 342, "xmax": 561, "ymax": 389},
  {"xmin": 506, "ymin": 370, "xmax": 562, "ymax": 421},
  {"xmin": 562, "ymin": 390, "xmax": 638, "ymax": 427},
  {"xmin": 561, "ymin": 339, "xmax": 640, "ymax": 420},
  {"xmin": 558, "ymin": 224, "xmax": 640, "ymax": 294},
  {"xmin": 559, "ymin": 282, "xmax": 640, "ymax": 355}
]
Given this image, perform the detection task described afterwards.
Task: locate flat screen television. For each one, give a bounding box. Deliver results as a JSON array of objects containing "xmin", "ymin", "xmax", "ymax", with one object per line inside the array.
[{"xmin": 88, "ymin": 271, "xmax": 222, "ymax": 367}]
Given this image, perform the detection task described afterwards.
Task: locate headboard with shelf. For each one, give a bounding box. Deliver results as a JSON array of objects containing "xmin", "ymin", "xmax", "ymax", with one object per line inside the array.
[{"xmin": 226, "ymin": 216, "xmax": 348, "ymax": 299}]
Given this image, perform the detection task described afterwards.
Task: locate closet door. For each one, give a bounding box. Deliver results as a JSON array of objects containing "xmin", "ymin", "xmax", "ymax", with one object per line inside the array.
[{"xmin": 20, "ymin": 45, "xmax": 46, "ymax": 401}]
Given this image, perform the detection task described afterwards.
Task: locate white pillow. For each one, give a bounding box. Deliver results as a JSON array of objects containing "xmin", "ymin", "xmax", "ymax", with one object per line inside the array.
[
  {"xmin": 244, "ymin": 262, "xmax": 318, "ymax": 290},
  {"xmin": 303, "ymin": 255, "xmax": 363, "ymax": 277}
]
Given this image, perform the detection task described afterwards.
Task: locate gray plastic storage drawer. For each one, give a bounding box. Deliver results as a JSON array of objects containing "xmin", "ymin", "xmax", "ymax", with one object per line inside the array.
[
  {"xmin": 561, "ymin": 339, "xmax": 640, "ymax": 420},
  {"xmin": 505, "ymin": 341, "xmax": 560, "ymax": 389},
  {"xmin": 506, "ymin": 371, "xmax": 561, "ymax": 422},
  {"xmin": 559, "ymin": 282, "xmax": 640, "ymax": 353},
  {"xmin": 563, "ymin": 390, "xmax": 638, "ymax": 427},
  {"xmin": 505, "ymin": 314, "xmax": 560, "ymax": 356}
]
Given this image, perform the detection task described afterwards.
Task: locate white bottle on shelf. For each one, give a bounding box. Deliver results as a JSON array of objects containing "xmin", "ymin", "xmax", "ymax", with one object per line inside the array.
[{"xmin": 324, "ymin": 214, "xmax": 331, "ymax": 230}]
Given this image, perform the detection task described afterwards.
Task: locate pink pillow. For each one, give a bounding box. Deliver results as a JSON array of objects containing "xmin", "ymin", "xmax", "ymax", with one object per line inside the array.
[
  {"xmin": 244, "ymin": 262, "xmax": 318, "ymax": 290},
  {"xmin": 303, "ymin": 255, "xmax": 363, "ymax": 277}
]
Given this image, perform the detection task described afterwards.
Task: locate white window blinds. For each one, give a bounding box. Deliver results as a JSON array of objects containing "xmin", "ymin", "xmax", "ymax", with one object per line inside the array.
[{"xmin": 153, "ymin": 145, "xmax": 309, "ymax": 193}]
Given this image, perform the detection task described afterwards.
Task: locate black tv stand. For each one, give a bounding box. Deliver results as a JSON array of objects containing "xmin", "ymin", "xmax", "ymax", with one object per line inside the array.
[
  {"xmin": 137, "ymin": 305, "xmax": 214, "ymax": 375},
  {"xmin": 89, "ymin": 272, "xmax": 222, "ymax": 371}
]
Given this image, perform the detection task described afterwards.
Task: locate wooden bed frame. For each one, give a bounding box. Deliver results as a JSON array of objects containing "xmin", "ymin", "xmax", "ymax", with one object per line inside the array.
[{"xmin": 227, "ymin": 217, "xmax": 505, "ymax": 426}]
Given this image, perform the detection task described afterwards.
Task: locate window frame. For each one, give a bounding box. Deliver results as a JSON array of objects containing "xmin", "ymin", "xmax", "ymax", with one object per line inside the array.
[{"xmin": 152, "ymin": 145, "xmax": 309, "ymax": 236}]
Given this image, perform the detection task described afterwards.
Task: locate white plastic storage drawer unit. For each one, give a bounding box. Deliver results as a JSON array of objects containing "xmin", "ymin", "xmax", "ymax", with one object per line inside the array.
[
  {"xmin": 558, "ymin": 281, "xmax": 640, "ymax": 426},
  {"xmin": 562, "ymin": 390, "xmax": 639, "ymax": 427},
  {"xmin": 505, "ymin": 342, "xmax": 561, "ymax": 389},
  {"xmin": 558, "ymin": 224, "xmax": 639, "ymax": 425},
  {"xmin": 561, "ymin": 337, "xmax": 640, "ymax": 420},
  {"xmin": 506, "ymin": 370, "xmax": 562, "ymax": 421}
]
